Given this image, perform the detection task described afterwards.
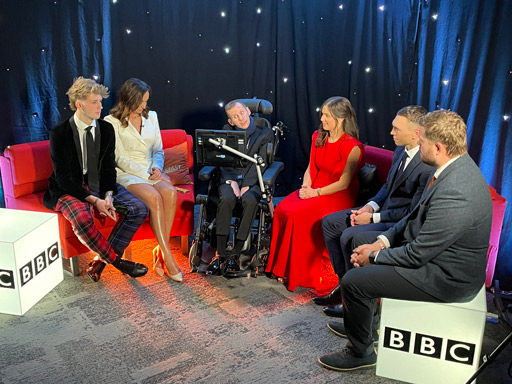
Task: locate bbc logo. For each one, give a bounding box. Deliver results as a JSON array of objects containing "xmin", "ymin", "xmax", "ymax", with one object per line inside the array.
[
  {"xmin": 0, "ymin": 269, "xmax": 15, "ymax": 289},
  {"xmin": 19, "ymin": 242, "xmax": 60, "ymax": 287},
  {"xmin": 383, "ymin": 326, "xmax": 476, "ymax": 365}
]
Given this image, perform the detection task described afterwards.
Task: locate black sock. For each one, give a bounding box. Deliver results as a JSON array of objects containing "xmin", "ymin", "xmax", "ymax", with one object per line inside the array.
[
  {"xmin": 232, "ymin": 240, "xmax": 244, "ymax": 255},
  {"xmin": 112, "ymin": 256, "xmax": 122, "ymax": 268},
  {"xmin": 217, "ymin": 235, "xmax": 228, "ymax": 256}
]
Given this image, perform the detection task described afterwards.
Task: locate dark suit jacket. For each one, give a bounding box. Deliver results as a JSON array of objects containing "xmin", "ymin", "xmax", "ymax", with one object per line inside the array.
[
  {"xmin": 378, "ymin": 153, "xmax": 492, "ymax": 302},
  {"xmin": 43, "ymin": 116, "xmax": 118, "ymax": 210},
  {"xmin": 370, "ymin": 147, "xmax": 433, "ymax": 222},
  {"xmin": 220, "ymin": 122, "xmax": 273, "ymax": 188}
]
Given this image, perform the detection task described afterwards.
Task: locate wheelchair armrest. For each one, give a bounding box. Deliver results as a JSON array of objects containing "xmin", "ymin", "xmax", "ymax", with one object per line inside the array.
[
  {"xmin": 198, "ymin": 166, "xmax": 217, "ymax": 181},
  {"xmin": 262, "ymin": 161, "xmax": 284, "ymax": 186}
]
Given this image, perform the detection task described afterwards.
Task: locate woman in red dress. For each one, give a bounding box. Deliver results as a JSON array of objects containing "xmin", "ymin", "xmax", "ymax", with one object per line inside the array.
[{"xmin": 265, "ymin": 97, "xmax": 364, "ymax": 292}]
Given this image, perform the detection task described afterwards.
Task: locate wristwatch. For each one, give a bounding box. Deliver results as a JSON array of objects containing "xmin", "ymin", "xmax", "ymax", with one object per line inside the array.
[{"xmin": 369, "ymin": 251, "xmax": 377, "ymax": 264}]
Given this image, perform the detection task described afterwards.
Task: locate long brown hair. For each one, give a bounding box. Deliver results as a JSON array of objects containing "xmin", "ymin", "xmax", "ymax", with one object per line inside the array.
[
  {"xmin": 109, "ymin": 78, "xmax": 151, "ymax": 127},
  {"xmin": 316, "ymin": 96, "xmax": 359, "ymax": 146}
]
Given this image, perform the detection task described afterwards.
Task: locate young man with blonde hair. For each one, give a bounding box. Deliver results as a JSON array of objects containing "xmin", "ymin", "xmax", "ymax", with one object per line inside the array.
[{"xmin": 43, "ymin": 77, "xmax": 149, "ymax": 282}]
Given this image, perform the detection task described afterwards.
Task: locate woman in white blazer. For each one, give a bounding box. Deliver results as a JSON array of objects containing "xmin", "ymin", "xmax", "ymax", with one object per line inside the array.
[{"xmin": 105, "ymin": 78, "xmax": 182, "ymax": 282}]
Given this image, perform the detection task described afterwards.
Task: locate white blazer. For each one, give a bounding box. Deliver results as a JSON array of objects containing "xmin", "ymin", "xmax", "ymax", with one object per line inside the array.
[{"xmin": 105, "ymin": 111, "xmax": 165, "ymax": 187}]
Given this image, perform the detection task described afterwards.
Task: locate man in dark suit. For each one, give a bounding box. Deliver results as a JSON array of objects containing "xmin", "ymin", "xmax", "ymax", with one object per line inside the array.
[
  {"xmin": 317, "ymin": 109, "xmax": 492, "ymax": 371},
  {"xmin": 43, "ymin": 77, "xmax": 149, "ymax": 282},
  {"xmin": 316, "ymin": 106, "xmax": 433, "ymax": 316},
  {"xmin": 207, "ymin": 100, "xmax": 273, "ymax": 276}
]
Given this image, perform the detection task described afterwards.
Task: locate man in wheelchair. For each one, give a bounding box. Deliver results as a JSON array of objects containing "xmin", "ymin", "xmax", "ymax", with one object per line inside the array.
[{"xmin": 207, "ymin": 100, "xmax": 274, "ymax": 276}]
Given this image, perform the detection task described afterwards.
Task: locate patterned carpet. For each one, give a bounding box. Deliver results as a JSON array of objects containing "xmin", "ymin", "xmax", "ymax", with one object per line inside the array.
[{"xmin": 0, "ymin": 237, "xmax": 510, "ymax": 383}]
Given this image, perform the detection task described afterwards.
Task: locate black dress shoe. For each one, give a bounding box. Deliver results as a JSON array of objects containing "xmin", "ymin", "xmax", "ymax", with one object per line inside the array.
[
  {"xmin": 323, "ymin": 304, "xmax": 344, "ymax": 318},
  {"xmin": 114, "ymin": 259, "xmax": 148, "ymax": 278},
  {"xmin": 87, "ymin": 259, "xmax": 106, "ymax": 282},
  {"xmin": 223, "ymin": 257, "xmax": 240, "ymax": 276},
  {"xmin": 206, "ymin": 255, "xmax": 224, "ymax": 275},
  {"xmin": 312, "ymin": 285, "xmax": 342, "ymax": 305}
]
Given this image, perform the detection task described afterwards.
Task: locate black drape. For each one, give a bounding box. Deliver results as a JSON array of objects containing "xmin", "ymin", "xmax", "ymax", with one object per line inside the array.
[{"xmin": 1, "ymin": 0, "xmax": 510, "ymax": 287}]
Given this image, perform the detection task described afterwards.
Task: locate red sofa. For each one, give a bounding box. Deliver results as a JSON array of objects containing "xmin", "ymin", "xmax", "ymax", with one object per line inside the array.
[
  {"xmin": 0, "ymin": 129, "xmax": 195, "ymax": 276},
  {"xmin": 362, "ymin": 145, "xmax": 506, "ymax": 288}
]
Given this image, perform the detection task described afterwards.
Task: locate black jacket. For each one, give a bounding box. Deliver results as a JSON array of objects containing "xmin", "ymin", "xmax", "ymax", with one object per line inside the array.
[
  {"xmin": 219, "ymin": 123, "xmax": 273, "ymax": 188},
  {"xmin": 43, "ymin": 116, "xmax": 118, "ymax": 210}
]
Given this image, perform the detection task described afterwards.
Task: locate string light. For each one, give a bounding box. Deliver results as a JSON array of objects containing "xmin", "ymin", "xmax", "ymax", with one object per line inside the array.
[
  {"xmin": 256, "ymin": 8, "xmax": 262, "ymax": 14},
  {"xmin": 256, "ymin": 42, "xmax": 261, "ymax": 47},
  {"xmin": 347, "ymin": 60, "xmax": 352, "ymax": 65},
  {"xmin": 283, "ymin": 77, "xmax": 288, "ymax": 83},
  {"xmin": 220, "ymin": 11, "xmax": 226, "ymax": 17},
  {"xmin": 504, "ymin": 115, "xmax": 510, "ymax": 121},
  {"xmin": 339, "ymin": 4, "xmax": 344, "ymax": 10},
  {"xmin": 431, "ymin": 13, "xmax": 438, "ymax": 20},
  {"xmin": 224, "ymin": 47, "xmax": 230, "ymax": 54},
  {"xmin": 368, "ymin": 108, "xmax": 375, "ymax": 113},
  {"xmin": 378, "ymin": 5, "xmax": 385, "ymax": 11},
  {"xmin": 126, "ymin": 29, "xmax": 132, "ymax": 34},
  {"xmin": 218, "ymin": 102, "xmax": 224, "ymax": 108},
  {"xmin": 365, "ymin": 67, "xmax": 371, "ymax": 72},
  {"xmin": 442, "ymin": 79, "xmax": 449, "ymax": 85}
]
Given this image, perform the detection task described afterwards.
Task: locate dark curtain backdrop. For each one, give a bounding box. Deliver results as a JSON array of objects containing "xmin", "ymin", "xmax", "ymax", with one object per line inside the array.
[{"xmin": 1, "ymin": 0, "xmax": 510, "ymax": 287}]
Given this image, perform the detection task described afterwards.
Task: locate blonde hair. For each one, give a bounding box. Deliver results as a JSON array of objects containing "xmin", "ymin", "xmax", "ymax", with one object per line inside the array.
[
  {"xmin": 66, "ymin": 77, "xmax": 109, "ymax": 111},
  {"xmin": 316, "ymin": 96, "xmax": 359, "ymax": 146},
  {"xmin": 419, "ymin": 110, "xmax": 467, "ymax": 157},
  {"xmin": 109, "ymin": 78, "xmax": 151, "ymax": 127}
]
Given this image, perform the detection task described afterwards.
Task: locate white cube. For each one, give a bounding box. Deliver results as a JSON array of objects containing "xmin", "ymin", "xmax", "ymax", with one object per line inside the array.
[
  {"xmin": 0, "ymin": 209, "xmax": 64, "ymax": 315},
  {"xmin": 376, "ymin": 286, "xmax": 486, "ymax": 384}
]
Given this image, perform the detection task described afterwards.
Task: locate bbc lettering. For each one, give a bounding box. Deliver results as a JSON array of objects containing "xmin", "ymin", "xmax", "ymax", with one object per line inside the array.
[
  {"xmin": 0, "ymin": 269, "xmax": 15, "ymax": 289},
  {"xmin": 19, "ymin": 242, "xmax": 60, "ymax": 287},
  {"xmin": 383, "ymin": 326, "xmax": 476, "ymax": 365}
]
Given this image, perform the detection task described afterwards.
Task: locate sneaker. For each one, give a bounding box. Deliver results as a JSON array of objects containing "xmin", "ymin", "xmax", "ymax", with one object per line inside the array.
[
  {"xmin": 327, "ymin": 321, "xmax": 379, "ymax": 345},
  {"xmin": 318, "ymin": 346, "xmax": 377, "ymax": 371}
]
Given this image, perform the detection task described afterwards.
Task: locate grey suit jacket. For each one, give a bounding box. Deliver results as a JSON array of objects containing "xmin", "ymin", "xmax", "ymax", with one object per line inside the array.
[{"xmin": 377, "ymin": 153, "xmax": 492, "ymax": 302}]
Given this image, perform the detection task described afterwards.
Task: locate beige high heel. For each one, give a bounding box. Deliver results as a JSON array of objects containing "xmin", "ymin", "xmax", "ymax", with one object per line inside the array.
[
  {"xmin": 152, "ymin": 246, "xmax": 165, "ymax": 277},
  {"xmin": 162, "ymin": 252, "xmax": 183, "ymax": 282}
]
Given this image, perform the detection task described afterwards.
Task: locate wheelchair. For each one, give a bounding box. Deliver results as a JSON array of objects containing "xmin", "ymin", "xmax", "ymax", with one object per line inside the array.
[{"xmin": 189, "ymin": 98, "xmax": 284, "ymax": 277}]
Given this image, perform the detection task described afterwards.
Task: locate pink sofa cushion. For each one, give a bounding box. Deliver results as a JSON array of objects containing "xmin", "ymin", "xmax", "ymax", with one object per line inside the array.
[
  {"xmin": 486, "ymin": 186, "xmax": 507, "ymax": 287},
  {"xmin": 364, "ymin": 145, "xmax": 393, "ymax": 186}
]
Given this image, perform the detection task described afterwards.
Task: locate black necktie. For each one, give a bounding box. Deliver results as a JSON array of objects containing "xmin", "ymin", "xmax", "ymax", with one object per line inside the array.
[
  {"xmin": 397, "ymin": 153, "xmax": 408, "ymax": 175},
  {"xmin": 85, "ymin": 126, "xmax": 99, "ymax": 192}
]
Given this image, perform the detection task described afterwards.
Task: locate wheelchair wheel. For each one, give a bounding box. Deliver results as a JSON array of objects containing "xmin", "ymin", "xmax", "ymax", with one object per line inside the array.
[{"xmin": 188, "ymin": 240, "xmax": 202, "ymax": 272}]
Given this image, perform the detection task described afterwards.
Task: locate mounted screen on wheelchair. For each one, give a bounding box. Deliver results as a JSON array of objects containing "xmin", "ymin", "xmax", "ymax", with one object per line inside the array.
[{"xmin": 195, "ymin": 129, "xmax": 247, "ymax": 167}]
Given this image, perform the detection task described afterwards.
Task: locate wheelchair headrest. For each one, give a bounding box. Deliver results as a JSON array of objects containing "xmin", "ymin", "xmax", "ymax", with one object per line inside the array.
[{"xmin": 236, "ymin": 99, "xmax": 273, "ymax": 115}]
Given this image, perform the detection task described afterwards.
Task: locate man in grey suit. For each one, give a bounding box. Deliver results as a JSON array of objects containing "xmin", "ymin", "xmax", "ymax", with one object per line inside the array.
[
  {"xmin": 317, "ymin": 109, "xmax": 492, "ymax": 371},
  {"xmin": 316, "ymin": 106, "xmax": 433, "ymax": 315}
]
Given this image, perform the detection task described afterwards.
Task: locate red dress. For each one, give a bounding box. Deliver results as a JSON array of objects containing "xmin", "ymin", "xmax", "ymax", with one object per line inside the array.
[{"xmin": 265, "ymin": 131, "xmax": 364, "ymax": 292}]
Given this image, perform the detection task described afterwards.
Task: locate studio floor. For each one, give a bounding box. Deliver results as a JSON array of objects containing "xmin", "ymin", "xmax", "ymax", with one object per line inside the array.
[{"xmin": 1, "ymin": 236, "xmax": 511, "ymax": 383}]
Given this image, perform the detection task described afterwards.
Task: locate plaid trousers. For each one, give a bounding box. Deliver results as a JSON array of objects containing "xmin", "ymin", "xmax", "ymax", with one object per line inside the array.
[{"xmin": 55, "ymin": 184, "xmax": 149, "ymax": 263}]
